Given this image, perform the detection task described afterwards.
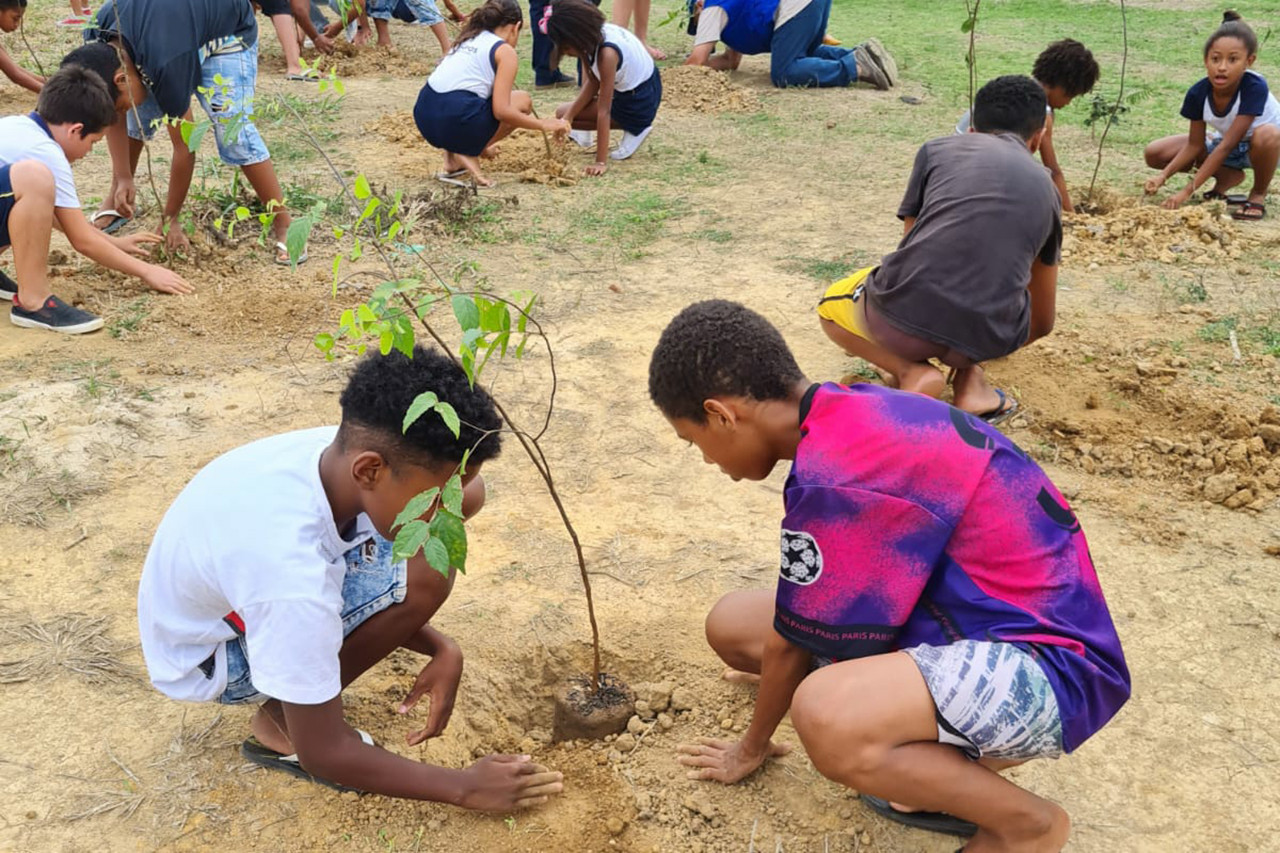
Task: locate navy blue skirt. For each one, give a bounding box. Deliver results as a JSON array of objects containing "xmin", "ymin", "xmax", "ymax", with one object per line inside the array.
[
  {"xmin": 414, "ymin": 84, "xmax": 501, "ymax": 158},
  {"xmin": 611, "ymin": 69, "xmax": 662, "ymax": 135},
  {"xmin": 0, "ymin": 165, "xmax": 15, "ymax": 250}
]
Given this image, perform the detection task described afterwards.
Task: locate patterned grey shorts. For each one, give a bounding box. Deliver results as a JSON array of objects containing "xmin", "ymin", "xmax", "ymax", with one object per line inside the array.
[{"xmin": 903, "ymin": 641, "xmax": 1064, "ymax": 761}]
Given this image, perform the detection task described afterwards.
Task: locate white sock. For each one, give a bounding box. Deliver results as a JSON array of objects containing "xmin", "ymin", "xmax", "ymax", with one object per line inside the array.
[
  {"xmin": 569, "ymin": 129, "xmax": 594, "ymax": 148},
  {"xmin": 609, "ymin": 126, "xmax": 652, "ymax": 161}
]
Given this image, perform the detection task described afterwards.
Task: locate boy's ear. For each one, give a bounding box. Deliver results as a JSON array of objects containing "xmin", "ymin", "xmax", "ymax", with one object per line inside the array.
[
  {"xmin": 350, "ymin": 450, "xmax": 389, "ymax": 490},
  {"xmin": 703, "ymin": 398, "xmax": 736, "ymax": 429}
]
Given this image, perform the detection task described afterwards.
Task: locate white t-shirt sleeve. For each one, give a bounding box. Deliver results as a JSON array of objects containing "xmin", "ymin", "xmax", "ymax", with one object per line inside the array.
[
  {"xmin": 44, "ymin": 144, "xmax": 80, "ymax": 210},
  {"xmin": 695, "ymin": 6, "xmax": 728, "ymax": 46},
  {"xmin": 237, "ymin": 598, "xmax": 345, "ymax": 705},
  {"xmin": 774, "ymin": 0, "xmax": 810, "ymax": 28}
]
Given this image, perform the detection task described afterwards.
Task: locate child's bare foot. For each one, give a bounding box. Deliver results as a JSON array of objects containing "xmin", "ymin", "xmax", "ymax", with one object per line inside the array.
[
  {"xmin": 250, "ymin": 704, "xmax": 294, "ymax": 755},
  {"xmin": 897, "ymin": 362, "xmax": 946, "ymax": 399},
  {"xmin": 722, "ymin": 667, "xmax": 761, "ymax": 684},
  {"xmin": 962, "ymin": 802, "xmax": 1069, "ymax": 852},
  {"xmin": 456, "ymin": 155, "xmax": 495, "ymax": 187}
]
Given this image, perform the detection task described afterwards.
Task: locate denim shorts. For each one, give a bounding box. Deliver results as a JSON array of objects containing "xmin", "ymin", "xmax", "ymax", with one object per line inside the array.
[
  {"xmin": 903, "ymin": 641, "xmax": 1064, "ymax": 761},
  {"xmin": 1206, "ymin": 135, "xmax": 1252, "ymax": 171},
  {"xmin": 218, "ymin": 534, "xmax": 408, "ymax": 704},
  {"xmin": 368, "ymin": 0, "xmax": 444, "ymax": 25},
  {"xmin": 128, "ymin": 41, "xmax": 270, "ymax": 167}
]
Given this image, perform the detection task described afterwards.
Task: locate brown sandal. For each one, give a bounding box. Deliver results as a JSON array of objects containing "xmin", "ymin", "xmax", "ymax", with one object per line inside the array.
[{"xmin": 1231, "ymin": 201, "xmax": 1267, "ymax": 221}]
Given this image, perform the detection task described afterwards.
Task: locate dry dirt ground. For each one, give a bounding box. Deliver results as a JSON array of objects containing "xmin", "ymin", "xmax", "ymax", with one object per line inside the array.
[{"xmin": 2, "ymin": 9, "xmax": 1280, "ymax": 853}]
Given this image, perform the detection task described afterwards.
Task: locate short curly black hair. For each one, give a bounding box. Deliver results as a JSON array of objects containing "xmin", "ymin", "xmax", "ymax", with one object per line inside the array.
[
  {"xmin": 338, "ymin": 346, "xmax": 503, "ymax": 471},
  {"xmin": 973, "ymin": 75, "xmax": 1048, "ymax": 140},
  {"xmin": 1032, "ymin": 39, "xmax": 1099, "ymax": 99},
  {"xmin": 649, "ymin": 300, "xmax": 804, "ymax": 423}
]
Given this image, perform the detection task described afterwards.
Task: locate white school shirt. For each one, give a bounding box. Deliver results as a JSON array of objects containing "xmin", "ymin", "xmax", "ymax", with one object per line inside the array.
[
  {"xmin": 591, "ymin": 23, "xmax": 654, "ymax": 93},
  {"xmin": 0, "ymin": 114, "xmax": 80, "ymax": 209},
  {"xmin": 137, "ymin": 427, "xmax": 378, "ymax": 705},
  {"xmin": 428, "ymin": 30, "xmax": 505, "ymax": 97},
  {"xmin": 1180, "ymin": 70, "xmax": 1280, "ymax": 140},
  {"xmin": 694, "ymin": 0, "xmax": 810, "ymax": 48}
]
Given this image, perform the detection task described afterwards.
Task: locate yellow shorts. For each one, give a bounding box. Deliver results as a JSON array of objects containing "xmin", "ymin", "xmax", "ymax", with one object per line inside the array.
[{"xmin": 816, "ymin": 265, "xmax": 876, "ymax": 339}]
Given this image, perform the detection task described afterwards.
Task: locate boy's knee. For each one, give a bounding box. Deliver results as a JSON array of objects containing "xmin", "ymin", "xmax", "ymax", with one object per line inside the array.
[
  {"xmin": 791, "ymin": 669, "xmax": 884, "ymax": 781},
  {"xmin": 1142, "ymin": 143, "xmax": 1165, "ymax": 169},
  {"xmin": 1251, "ymin": 124, "xmax": 1280, "ymax": 150},
  {"xmin": 11, "ymin": 160, "xmax": 56, "ymax": 199}
]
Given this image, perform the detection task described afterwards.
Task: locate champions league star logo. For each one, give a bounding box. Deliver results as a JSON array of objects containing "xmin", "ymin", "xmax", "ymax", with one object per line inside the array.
[{"xmin": 779, "ymin": 529, "xmax": 823, "ymax": 585}]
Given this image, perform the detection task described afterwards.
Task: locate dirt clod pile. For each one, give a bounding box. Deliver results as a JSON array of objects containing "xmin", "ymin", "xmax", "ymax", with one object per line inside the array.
[
  {"xmin": 660, "ymin": 65, "xmax": 761, "ymax": 113},
  {"xmin": 1065, "ymin": 192, "xmax": 1251, "ymax": 267},
  {"xmin": 313, "ymin": 43, "xmax": 432, "ymax": 77},
  {"xmin": 486, "ymin": 130, "xmax": 577, "ymax": 186}
]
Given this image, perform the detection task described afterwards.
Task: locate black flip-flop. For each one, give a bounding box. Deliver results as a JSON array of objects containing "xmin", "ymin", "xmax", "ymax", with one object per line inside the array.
[
  {"xmin": 1202, "ymin": 190, "xmax": 1247, "ymax": 205},
  {"xmin": 240, "ymin": 729, "xmax": 373, "ymax": 793},
  {"xmin": 862, "ymin": 794, "xmax": 978, "ymax": 837},
  {"xmin": 1231, "ymin": 201, "xmax": 1266, "ymax": 222},
  {"xmin": 977, "ymin": 388, "xmax": 1019, "ymax": 426}
]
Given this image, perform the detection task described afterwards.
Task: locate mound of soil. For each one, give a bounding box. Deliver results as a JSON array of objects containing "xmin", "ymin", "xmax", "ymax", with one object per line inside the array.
[
  {"xmin": 486, "ymin": 130, "xmax": 578, "ymax": 186},
  {"xmin": 364, "ymin": 115, "xmax": 577, "ymax": 185},
  {"xmin": 312, "ymin": 43, "xmax": 432, "ymax": 77},
  {"xmin": 1064, "ymin": 191, "xmax": 1252, "ymax": 267},
  {"xmin": 660, "ymin": 65, "xmax": 761, "ymax": 113}
]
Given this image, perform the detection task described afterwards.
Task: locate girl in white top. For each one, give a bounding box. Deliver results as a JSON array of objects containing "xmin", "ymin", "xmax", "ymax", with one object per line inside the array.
[
  {"xmin": 1144, "ymin": 11, "xmax": 1280, "ymax": 221},
  {"xmin": 413, "ymin": 0, "xmax": 569, "ymax": 187},
  {"xmin": 545, "ymin": 0, "xmax": 663, "ymax": 177}
]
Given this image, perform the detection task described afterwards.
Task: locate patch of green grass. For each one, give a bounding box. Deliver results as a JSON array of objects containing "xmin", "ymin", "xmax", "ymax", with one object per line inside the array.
[
  {"xmin": 1198, "ymin": 316, "xmax": 1237, "ymax": 343},
  {"xmin": 574, "ymin": 189, "xmax": 684, "ymax": 259},
  {"xmin": 785, "ymin": 253, "xmax": 872, "ymax": 282},
  {"xmin": 700, "ymin": 229, "xmax": 734, "ymax": 243},
  {"xmin": 107, "ymin": 296, "xmax": 153, "ymax": 340}
]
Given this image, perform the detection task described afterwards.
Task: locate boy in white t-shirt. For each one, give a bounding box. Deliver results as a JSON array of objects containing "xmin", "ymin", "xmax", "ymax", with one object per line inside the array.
[
  {"xmin": 138, "ymin": 346, "xmax": 565, "ymax": 810},
  {"xmin": 0, "ymin": 65, "xmax": 192, "ymax": 334}
]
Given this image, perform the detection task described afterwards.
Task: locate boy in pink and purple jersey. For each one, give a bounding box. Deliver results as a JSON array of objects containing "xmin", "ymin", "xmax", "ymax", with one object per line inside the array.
[{"xmin": 648, "ymin": 300, "xmax": 1130, "ymax": 853}]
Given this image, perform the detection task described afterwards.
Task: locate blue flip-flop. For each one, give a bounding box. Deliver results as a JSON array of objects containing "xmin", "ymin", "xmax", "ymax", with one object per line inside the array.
[
  {"xmin": 91, "ymin": 209, "xmax": 130, "ymax": 235},
  {"xmin": 977, "ymin": 388, "xmax": 1019, "ymax": 426}
]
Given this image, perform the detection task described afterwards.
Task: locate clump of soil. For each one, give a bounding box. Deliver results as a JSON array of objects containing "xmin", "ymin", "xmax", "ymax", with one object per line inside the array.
[
  {"xmin": 364, "ymin": 116, "xmax": 577, "ymax": 185},
  {"xmin": 1065, "ymin": 189, "xmax": 1252, "ymax": 267},
  {"xmin": 486, "ymin": 130, "xmax": 578, "ymax": 186},
  {"xmin": 660, "ymin": 65, "xmax": 761, "ymax": 113},
  {"xmin": 311, "ymin": 43, "xmax": 433, "ymax": 77},
  {"xmin": 552, "ymin": 672, "xmax": 635, "ymax": 741}
]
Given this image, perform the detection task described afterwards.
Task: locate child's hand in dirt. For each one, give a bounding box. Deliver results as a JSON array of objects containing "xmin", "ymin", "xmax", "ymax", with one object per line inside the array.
[
  {"xmin": 542, "ymin": 118, "xmax": 571, "ymax": 139},
  {"xmin": 164, "ymin": 225, "xmax": 192, "ymax": 254},
  {"xmin": 314, "ymin": 33, "xmax": 336, "ymax": 54},
  {"xmin": 1162, "ymin": 188, "xmax": 1192, "ymax": 210},
  {"xmin": 458, "ymin": 755, "xmax": 564, "ymax": 811},
  {"xmin": 677, "ymin": 736, "xmax": 791, "ymax": 784},
  {"xmin": 143, "ymin": 265, "xmax": 195, "ymax": 296},
  {"xmin": 400, "ymin": 641, "xmax": 463, "ymax": 745},
  {"xmin": 585, "ymin": 162, "xmax": 607, "ymax": 177},
  {"xmin": 322, "ymin": 22, "xmax": 344, "ymax": 42},
  {"xmin": 115, "ymin": 231, "xmax": 161, "ymax": 258},
  {"xmin": 1143, "ymin": 176, "xmax": 1164, "ymax": 195}
]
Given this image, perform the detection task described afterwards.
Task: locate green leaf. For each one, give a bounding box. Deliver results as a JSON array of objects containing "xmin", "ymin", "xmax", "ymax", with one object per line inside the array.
[
  {"xmin": 313, "ymin": 332, "xmax": 334, "ymax": 352},
  {"xmin": 441, "ymin": 474, "xmax": 464, "ymax": 516},
  {"xmin": 379, "ymin": 329, "xmax": 394, "ymax": 355},
  {"xmin": 960, "ymin": 17, "xmax": 974, "ymax": 32},
  {"xmin": 234, "ymin": 206, "xmax": 251, "ymax": 221},
  {"xmin": 392, "ymin": 519, "xmax": 432, "ymax": 562},
  {"xmin": 451, "ymin": 294, "xmax": 480, "ymax": 331},
  {"xmin": 434, "ymin": 401, "xmax": 460, "ymax": 439},
  {"xmin": 403, "ymin": 391, "xmax": 439, "ymax": 432},
  {"xmin": 357, "ymin": 303, "xmax": 377, "ymax": 323},
  {"xmin": 387, "ymin": 221, "xmax": 403, "ymax": 241},
  {"xmin": 354, "ymin": 174, "xmax": 372, "ymax": 200},
  {"xmin": 284, "ymin": 216, "xmax": 312, "ymax": 268},
  {"xmin": 422, "ymin": 537, "xmax": 451, "ymax": 576},
  {"xmin": 429, "ymin": 511, "xmax": 468, "ymax": 573},
  {"xmin": 393, "ymin": 488, "xmax": 440, "ymax": 530}
]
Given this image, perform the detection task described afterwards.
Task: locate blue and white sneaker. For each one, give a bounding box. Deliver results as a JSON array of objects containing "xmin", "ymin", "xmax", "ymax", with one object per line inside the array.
[
  {"xmin": 0, "ymin": 269, "xmax": 16, "ymax": 302},
  {"xmin": 10, "ymin": 294, "xmax": 104, "ymax": 335}
]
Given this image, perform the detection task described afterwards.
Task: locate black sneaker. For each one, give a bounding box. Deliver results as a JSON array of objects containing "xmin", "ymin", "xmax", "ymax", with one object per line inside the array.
[
  {"xmin": 0, "ymin": 269, "xmax": 16, "ymax": 302},
  {"xmin": 10, "ymin": 294, "xmax": 104, "ymax": 334}
]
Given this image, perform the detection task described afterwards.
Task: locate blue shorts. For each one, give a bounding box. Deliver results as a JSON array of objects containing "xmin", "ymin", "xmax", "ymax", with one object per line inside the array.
[
  {"xmin": 414, "ymin": 84, "xmax": 500, "ymax": 157},
  {"xmin": 0, "ymin": 164, "xmax": 14, "ymax": 249},
  {"xmin": 218, "ymin": 534, "xmax": 408, "ymax": 704},
  {"xmin": 368, "ymin": 0, "xmax": 445, "ymax": 25},
  {"xmin": 127, "ymin": 41, "xmax": 270, "ymax": 167},
  {"xmin": 612, "ymin": 69, "xmax": 662, "ymax": 135},
  {"xmin": 1206, "ymin": 135, "xmax": 1252, "ymax": 171}
]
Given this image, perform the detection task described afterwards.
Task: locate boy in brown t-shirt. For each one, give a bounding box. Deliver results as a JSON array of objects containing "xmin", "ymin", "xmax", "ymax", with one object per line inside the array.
[{"xmin": 817, "ymin": 75, "xmax": 1062, "ymax": 423}]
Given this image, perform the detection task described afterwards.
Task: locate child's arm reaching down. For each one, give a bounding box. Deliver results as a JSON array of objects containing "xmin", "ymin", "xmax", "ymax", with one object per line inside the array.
[
  {"xmin": 1038, "ymin": 113, "xmax": 1073, "ymax": 212},
  {"xmin": 54, "ymin": 207, "xmax": 194, "ymax": 296},
  {"xmin": 677, "ymin": 628, "xmax": 807, "ymax": 783},
  {"xmin": 588, "ymin": 49, "xmax": 623, "ymax": 176},
  {"xmin": 492, "ymin": 43, "xmax": 570, "ymax": 136},
  {"xmin": 0, "ymin": 45, "xmax": 43, "ymax": 93}
]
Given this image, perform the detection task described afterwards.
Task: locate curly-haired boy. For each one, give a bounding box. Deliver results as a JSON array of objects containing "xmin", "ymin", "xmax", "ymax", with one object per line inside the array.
[
  {"xmin": 138, "ymin": 347, "xmax": 564, "ymax": 809},
  {"xmin": 650, "ymin": 300, "xmax": 1129, "ymax": 852}
]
